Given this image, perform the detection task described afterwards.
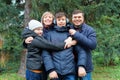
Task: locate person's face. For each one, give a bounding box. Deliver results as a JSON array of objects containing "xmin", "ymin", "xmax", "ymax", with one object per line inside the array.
[
  {"xmin": 43, "ymin": 14, "xmax": 53, "ymax": 27},
  {"xmin": 56, "ymin": 16, "xmax": 66, "ymax": 27},
  {"xmin": 72, "ymin": 13, "xmax": 84, "ymax": 26},
  {"xmin": 34, "ymin": 27, "xmax": 43, "ymax": 36}
]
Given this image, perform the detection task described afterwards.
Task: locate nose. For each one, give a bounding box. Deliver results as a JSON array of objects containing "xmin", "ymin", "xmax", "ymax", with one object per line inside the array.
[
  {"xmin": 40, "ymin": 30, "xmax": 43, "ymax": 33},
  {"xmin": 76, "ymin": 17, "xmax": 79, "ymax": 20},
  {"xmin": 46, "ymin": 17, "xmax": 49, "ymax": 20}
]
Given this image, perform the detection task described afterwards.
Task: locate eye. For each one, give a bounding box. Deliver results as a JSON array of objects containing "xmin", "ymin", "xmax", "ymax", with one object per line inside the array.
[
  {"xmin": 74, "ymin": 16, "xmax": 77, "ymax": 18},
  {"xmin": 62, "ymin": 19, "xmax": 65, "ymax": 21},
  {"xmin": 78, "ymin": 16, "xmax": 81, "ymax": 18},
  {"xmin": 58, "ymin": 18, "xmax": 61, "ymax": 21},
  {"xmin": 49, "ymin": 16, "xmax": 52, "ymax": 18},
  {"xmin": 44, "ymin": 16, "xmax": 47, "ymax": 18}
]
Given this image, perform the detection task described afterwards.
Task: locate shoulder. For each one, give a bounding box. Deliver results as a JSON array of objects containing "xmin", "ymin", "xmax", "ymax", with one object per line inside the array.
[
  {"xmin": 82, "ymin": 23, "xmax": 95, "ymax": 32},
  {"xmin": 21, "ymin": 27, "xmax": 37, "ymax": 39}
]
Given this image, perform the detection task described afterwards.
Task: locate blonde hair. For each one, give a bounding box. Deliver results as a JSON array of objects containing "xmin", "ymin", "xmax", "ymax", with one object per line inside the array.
[{"xmin": 41, "ymin": 11, "xmax": 54, "ymax": 25}]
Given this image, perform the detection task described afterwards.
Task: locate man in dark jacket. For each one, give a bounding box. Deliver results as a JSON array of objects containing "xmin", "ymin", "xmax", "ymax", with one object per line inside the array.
[{"xmin": 69, "ymin": 10, "xmax": 97, "ymax": 80}]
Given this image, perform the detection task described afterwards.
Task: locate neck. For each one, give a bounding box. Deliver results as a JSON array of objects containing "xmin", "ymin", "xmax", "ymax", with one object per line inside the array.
[{"xmin": 74, "ymin": 25, "xmax": 81, "ymax": 28}]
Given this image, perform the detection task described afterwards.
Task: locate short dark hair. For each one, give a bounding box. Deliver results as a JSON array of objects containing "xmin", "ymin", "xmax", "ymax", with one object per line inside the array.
[
  {"xmin": 72, "ymin": 10, "xmax": 84, "ymax": 16},
  {"xmin": 55, "ymin": 12, "xmax": 66, "ymax": 18}
]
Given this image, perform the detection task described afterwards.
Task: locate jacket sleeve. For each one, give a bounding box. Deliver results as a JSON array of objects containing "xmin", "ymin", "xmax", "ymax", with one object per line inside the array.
[
  {"xmin": 41, "ymin": 50, "xmax": 55, "ymax": 73},
  {"xmin": 75, "ymin": 45, "xmax": 87, "ymax": 68},
  {"xmin": 21, "ymin": 28, "xmax": 35, "ymax": 48},
  {"xmin": 73, "ymin": 29, "xmax": 97, "ymax": 50},
  {"xmin": 22, "ymin": 40, "xmax": 27, "ymax": 48},
  {"xmin": 31, "ymin": 36, "xmax": 65, "ymax": 51},
  {"xmin": 21, "ymin": 28, "xmax": 31, "ymax": 39}
]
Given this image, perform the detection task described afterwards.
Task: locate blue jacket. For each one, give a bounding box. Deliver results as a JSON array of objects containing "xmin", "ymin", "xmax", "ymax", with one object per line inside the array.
[
  {"xmin": 42, "ymin": 25, "xmax": 76, "ymax": 75},
  {"xmin": 71, "ymin": 23, "xmax": 97, "ymax": 72}
]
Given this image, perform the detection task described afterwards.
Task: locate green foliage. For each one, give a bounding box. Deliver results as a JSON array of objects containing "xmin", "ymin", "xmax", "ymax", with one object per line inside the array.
[
  {"xmin": 94, "ymin": 15, "xmax": 120, "ymax": 65},
  {"xmin": 0, "ymin": 0, "xmax": 24, "ymax": 60},
  {"xmin": 31, "ymin": 0, "xmax": 88, "ymax": 19},
  {"xmin": 2, "ymin": 26, "xmax": 23, "ymax": 60}
]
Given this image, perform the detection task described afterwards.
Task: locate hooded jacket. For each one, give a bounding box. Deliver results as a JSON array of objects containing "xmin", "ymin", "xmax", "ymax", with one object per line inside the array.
[{"xmin": 21, "ymin": 28, "xmax": 65, "ymax": 70}]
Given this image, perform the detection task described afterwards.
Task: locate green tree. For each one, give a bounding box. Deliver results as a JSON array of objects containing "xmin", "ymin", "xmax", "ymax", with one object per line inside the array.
[
  {"xmin": 0, "ymin": 0, "xmax": 23, "ymax": 59},
  {"xmin": 0, "ymin": 0, "xmax": 24, "ymax": 74}
]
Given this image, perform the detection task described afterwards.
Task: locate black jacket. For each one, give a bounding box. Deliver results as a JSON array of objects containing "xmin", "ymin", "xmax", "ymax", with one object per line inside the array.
[{"xmin": 21, "ymin": 28, "xmax": 65, "ymax": 70}]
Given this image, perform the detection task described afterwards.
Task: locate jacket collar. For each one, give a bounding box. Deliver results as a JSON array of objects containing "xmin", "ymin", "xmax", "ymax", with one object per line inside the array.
[
  {"xmin": 54, "ymin": 25, "xmax": 69, "ymax": 32},
  {"xmin": 72, "ymin": 23, "xmax": 83, "ymax": 31}
]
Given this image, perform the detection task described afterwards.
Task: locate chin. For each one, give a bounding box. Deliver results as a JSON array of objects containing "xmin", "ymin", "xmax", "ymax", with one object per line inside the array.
[
  {"xmin": 46, "ymin": 24, "xmax": 52, "ymax": 26},
  {"xmin": 38, "ymin": 34, "xmax": 42, "ymax": 36},
  {"xmin": 75, "ymin": 24, "xmax": 80, "ymax": 26}
]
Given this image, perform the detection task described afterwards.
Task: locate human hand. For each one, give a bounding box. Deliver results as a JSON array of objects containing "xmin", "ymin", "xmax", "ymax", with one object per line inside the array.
[
  {"xmin": 71, "ymin": 40, "xmax": 77, "ymax": 46},
  {"xmin": 64, "ymin": 40, "xmax": 77, "ymax": 49},
  {"xmin": 64, "ymin": 37, "xmax": 72, "ymax": 43},
  {"xmin": 78, "ymin": 66, "xmax": 86, "ymax": 77},
  {"xmin": 49, "ymin": 71, "xmax": 58, "ymax": 79},
  {"xmin": 64, "ymin": 43, "xmax": 72, "ymax": 49},
  {"xmin": 64, "ymin": 37, "xmax": 72, "ymax": 49},
  {"xmin": 69, "ymin": 29, "xmax": 76, "ymax": 35},
  {"xmin": 25, "ymin": 36, "xmax": 33, "ymax": 43}
]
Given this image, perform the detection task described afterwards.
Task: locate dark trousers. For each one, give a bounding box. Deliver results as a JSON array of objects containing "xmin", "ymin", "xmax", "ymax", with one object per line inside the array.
[{"xmin": 26, "ymin": 69, "xmax": 42, "ymax": 80}]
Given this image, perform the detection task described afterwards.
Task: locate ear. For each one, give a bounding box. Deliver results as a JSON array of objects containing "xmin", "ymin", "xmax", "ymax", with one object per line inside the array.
[
  {"xmin": 53, "ymin": 19, "xmax": 56, "ymax": 24},
  {"xmin": 66, "ymin": 18, "xmax": 69, "ymax": 23}
]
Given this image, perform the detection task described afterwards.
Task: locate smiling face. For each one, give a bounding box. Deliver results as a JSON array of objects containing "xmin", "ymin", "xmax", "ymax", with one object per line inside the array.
[
  {"xmin": 55, "ymin": 12, "xmax": 67, "ymax": 27},
  {"xmin": 43, "ymin": 14, "xmax": 53, "ymax": 27},
  {"xmin": 56, "ymin": 16, "xmax": 66, "ymax": 27},
  {"xmin": 41, "ymin": 12, "xmax": 54, "ymax": 28},
  {"xmin": 72, "ymin": 13, "xmax": 84, "ymax": 27},
  {"xmin": 34, "ymin": 27, "xmax": 43, "ymax": 36}
]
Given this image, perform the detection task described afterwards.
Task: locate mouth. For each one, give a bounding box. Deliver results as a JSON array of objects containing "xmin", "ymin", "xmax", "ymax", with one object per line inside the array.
[
  {"xmin": 45, "ymin": 20, "xmax": 52, "ymax": 22},
  {"xmin": 45, "ymin": 21, "xmax": 51, "ymax": 23},
  {"xmin": 59, "ymin": 24, "xmax": 65, "ymax": 26},
  {"xmin": 39, "ymin": 34, "xmax": 42, "ymax": 36}
]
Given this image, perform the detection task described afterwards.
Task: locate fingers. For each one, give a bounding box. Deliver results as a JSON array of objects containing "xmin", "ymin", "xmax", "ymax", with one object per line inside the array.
[
  {"xmin": 78, "ymin": 67, "xmax": 86, "ymax": 77},
  {"xmin": 69, "ymin": 29, "xmax": 76, "ymax": 35},
  {"xmin": 49, "ymin": 71, "xmax": 58, "ymax": 79},
  {"xmin": 64, "ymin": 43, "xmax": 68, "ymax": 49},
  {"xmin": 25, "ymin": 37, "xmax": 33, "ymax": 43},
  {"xmin": 64, "ymin": 42, "xmax": 72, "ymax": 49}
]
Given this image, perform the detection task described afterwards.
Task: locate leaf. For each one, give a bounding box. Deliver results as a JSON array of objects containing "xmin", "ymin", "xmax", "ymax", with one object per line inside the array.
[{"xmin": 40, "ymin": 0, "xmax": 52, "ymax": 3}]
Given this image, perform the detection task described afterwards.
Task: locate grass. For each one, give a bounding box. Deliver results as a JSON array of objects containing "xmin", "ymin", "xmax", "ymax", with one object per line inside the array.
[
  {"xmin": 93, "ymin": 65, "xmax": 120, "ymax": 80},
  {"xmin": 0, "ymin": 60, "xmax": 25, "ymax": 80},
  {"xmin": 0, "ymin": 61, "xmax": 120, "ymax": 80},
  {"xmin": 0, "ymin": 73, "xmax": 25, "ymax": 80}
]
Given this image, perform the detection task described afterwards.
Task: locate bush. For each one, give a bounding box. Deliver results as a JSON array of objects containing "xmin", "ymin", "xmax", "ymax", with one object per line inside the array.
[{"xmin": 93, "ymin": 15, "xmax": 120, "ymax": 66}]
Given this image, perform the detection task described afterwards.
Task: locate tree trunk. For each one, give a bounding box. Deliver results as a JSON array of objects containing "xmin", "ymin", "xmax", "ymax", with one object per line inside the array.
[
  {"xmin": 24, "ymin": 0, "xmax": 31, "ymax": 27},
  {"xmin": 18, "ymin": 49, "xmax": 27, "ymax": 77},
  {"xmin": 18, "ymin": 0, "xmax": 31, "ymax": 77}
]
